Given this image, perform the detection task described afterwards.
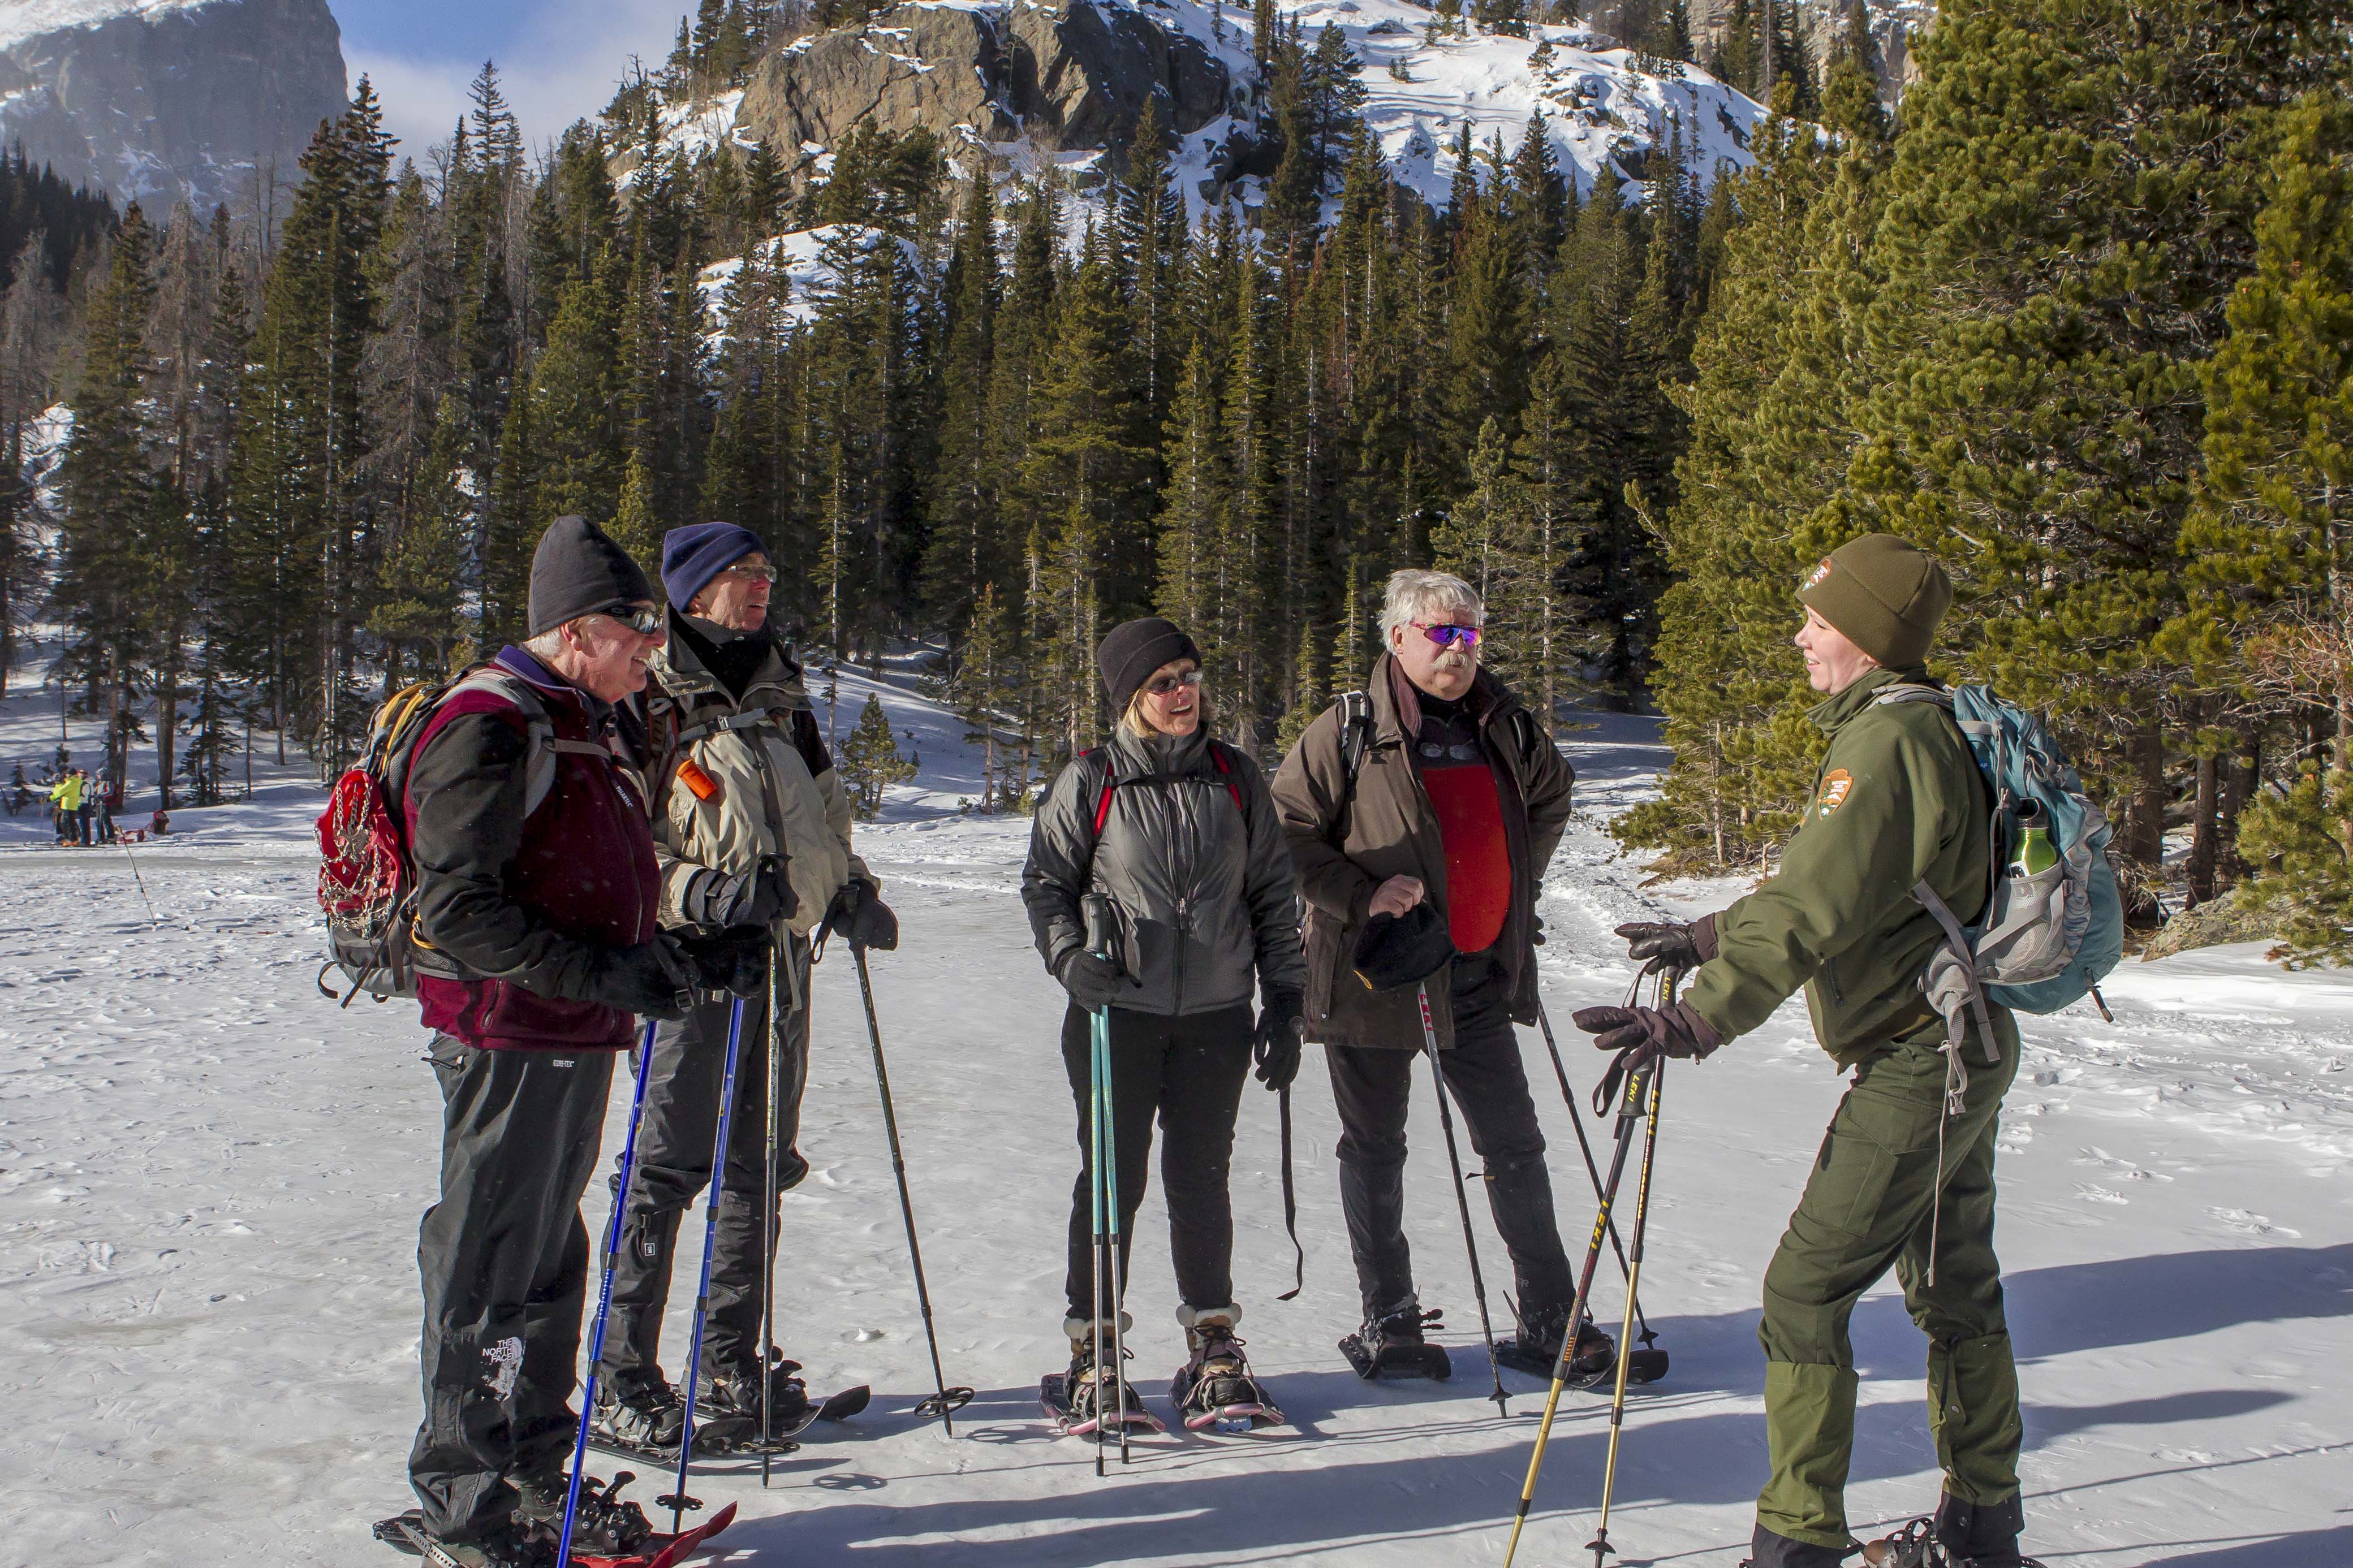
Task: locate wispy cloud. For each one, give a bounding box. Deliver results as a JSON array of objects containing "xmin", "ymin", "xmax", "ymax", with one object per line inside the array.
[{"xmin": 346, "ymin": 0, "xmax": 683, "ymax": 166}]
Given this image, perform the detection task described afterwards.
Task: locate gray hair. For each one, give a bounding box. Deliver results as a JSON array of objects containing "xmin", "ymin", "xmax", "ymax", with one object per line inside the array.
[
  {"xmin": 522, "ymin": 624, "xmax": 576, "ymax": 663},
  {"xmin": 1379, "ymin": 568, "xmax": 1484, "ymax": 641}
]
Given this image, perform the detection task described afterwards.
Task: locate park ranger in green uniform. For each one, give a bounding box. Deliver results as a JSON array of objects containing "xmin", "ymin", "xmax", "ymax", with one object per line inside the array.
[{"xmin": 1574, "ymin": 534, "xmax": 2033, "ymax": 1568}]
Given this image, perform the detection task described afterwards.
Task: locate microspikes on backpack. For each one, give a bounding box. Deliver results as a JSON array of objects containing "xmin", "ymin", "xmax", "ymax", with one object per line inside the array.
[{"xmin": 314, "ymin": 666, "xmax": 582, "ymax": 1007}]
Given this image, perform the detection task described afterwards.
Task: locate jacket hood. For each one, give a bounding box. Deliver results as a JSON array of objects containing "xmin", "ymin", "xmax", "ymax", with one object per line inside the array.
[
  {"xmin": 650, "ymin": 618, "xmax": 811, "ymax": 710},
  {"xmin": 1365, "ymin": 652, "xmax": 1520, "ymax": 744}
]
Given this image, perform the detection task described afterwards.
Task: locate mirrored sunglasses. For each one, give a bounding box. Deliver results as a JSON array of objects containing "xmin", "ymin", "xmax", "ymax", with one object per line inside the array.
[
  {"xmin": 594, "ymin": 603, "xmax": 666, "ymax": 635},
  {"xmin": 1418, "ymin": 623, "xmax": 1482, "ymax": 649},
  {"xmin": 1144, "ymin": 669, "xmax": 1205, "ymax": 697}
]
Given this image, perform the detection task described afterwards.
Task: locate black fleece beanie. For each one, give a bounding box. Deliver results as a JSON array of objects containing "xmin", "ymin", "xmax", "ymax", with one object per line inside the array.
[
  {"xmin": 1096, "ymin": 617, "xmax": 1203, "ymax": 714},
  {"xmin": 528, "ymin": 515, "xmax": 656, "ymax": 636}
]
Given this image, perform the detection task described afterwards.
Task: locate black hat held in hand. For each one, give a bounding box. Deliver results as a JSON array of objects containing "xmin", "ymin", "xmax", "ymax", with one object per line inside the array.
[{"xmin": 1352, "ymin": 902, "xmax": 1456, "ymax": 994}]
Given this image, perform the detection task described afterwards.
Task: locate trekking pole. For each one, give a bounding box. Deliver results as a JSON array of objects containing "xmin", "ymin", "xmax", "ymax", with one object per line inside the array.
[
  {"xmin": 851, "ymin": 944, "xmax": 975, "ymax": 1434},
  {"xmin": 760, "ymin": 956, "xmax": 783, "ymax": 1487},
  {"xmin": 1587, "ymin": 977, "xmax": 1674, "ymax": 1568},
  {"xmin": 1083, "ymin": 893, "xmax": 1135, "ymax": 1470},
  {"xmin": 659, "ymin": 996, "xmax": 747, "ymax": 1532},
  {"xmin": 1415, "ymin": 980, "xmax": 1510, "ymax": 1418},
  {"xmin": 560, "ymin": 1018, "xmax": 661, "ymax": 1568},
  {"xmin": 117, "ymin": 831, "xmax": 160, "ymax": 926},
  {"xmin": 1536, "ymin": 999, "xmax": 1659, "ymax": 1362},
  {"xmin": 1501, "ymin": 1051, "xmax": 1655, "ymax": 1568}
]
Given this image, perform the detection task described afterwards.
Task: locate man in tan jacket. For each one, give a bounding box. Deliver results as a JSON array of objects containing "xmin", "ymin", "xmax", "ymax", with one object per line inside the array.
[
  {"xmin": 591, "ymin": 521, "xmax": 890, "ymax": 1453},
  {"xmin": 1272, "ymin": 569, "xmax": 1605, "ymax": 1380}
]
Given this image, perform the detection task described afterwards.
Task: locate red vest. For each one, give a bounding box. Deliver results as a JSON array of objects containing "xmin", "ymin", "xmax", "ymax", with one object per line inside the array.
[
  {"xmin": 1422, "ymin": 762, "xmax": 1511, "ymax": 955},
  {"xmin": 405, "ymin": 660, "xmax": 659, "ymax": 1051}
]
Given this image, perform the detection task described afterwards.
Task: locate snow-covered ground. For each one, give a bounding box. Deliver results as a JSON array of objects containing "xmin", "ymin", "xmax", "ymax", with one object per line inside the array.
[{"xmin": 2, "ymin": 661, "xmax": 2349, "ymax": 1567}]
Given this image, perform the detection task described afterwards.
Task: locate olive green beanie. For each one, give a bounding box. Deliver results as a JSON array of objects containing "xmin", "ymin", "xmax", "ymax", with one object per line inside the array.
[{"xmin": 1797, "ymin": 534, "xmax": 1953, "ymax": 668}]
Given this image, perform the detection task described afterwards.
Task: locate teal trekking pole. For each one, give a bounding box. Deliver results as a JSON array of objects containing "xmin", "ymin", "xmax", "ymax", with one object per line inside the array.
[
  {"xmin": 658, "ymin": 995, "xmax": 748, "ymax": 1531},
  {"xmin": 1083, "ymin": 893, "xmax": 1136, "ymax": 1471}
]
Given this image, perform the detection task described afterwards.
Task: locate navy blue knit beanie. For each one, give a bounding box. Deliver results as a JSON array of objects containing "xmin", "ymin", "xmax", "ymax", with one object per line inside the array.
[{"xmin": 662, "ymin": 522, "xmax": 766, "ymax": 611}]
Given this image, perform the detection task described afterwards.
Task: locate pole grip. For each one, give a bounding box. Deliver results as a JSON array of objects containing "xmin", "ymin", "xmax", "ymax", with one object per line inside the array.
[{"xmin": 1081, "ymin": 892, "xmax": 1115, "ymax": 962}]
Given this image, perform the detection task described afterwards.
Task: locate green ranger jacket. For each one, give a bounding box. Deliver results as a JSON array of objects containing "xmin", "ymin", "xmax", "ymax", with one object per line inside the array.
[{"xmin": 1684, "ymin": 666, "xmax": 1995, "ymax": 1068}]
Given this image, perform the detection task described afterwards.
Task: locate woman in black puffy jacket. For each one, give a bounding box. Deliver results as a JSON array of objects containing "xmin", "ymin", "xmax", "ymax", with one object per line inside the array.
[{"xmin": 1020, "ymin": 616, "xmax": 1308, "ymax": 1431}]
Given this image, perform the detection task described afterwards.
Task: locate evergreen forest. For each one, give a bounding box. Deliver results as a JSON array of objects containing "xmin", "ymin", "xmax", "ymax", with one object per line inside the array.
[{"xmin": 8, "ymin": 0, "xmax": 2352, "ymax": 956}]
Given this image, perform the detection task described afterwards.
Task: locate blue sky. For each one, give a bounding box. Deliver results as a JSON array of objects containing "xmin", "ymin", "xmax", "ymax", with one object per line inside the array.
[{"xmin": 333, "ymin": 0, "xmax": 687, "ymax": 163}]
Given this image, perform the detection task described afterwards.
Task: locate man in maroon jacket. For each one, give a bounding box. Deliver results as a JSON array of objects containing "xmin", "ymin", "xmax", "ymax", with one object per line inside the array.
[{"xmin": 399, "ymin": 517, "xmax": 759, "ymax": 1568}]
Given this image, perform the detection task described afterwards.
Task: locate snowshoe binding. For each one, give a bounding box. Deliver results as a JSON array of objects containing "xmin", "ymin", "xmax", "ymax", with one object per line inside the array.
[
  {"xmin": 696, "ymin": 1353, "xmax": 870, "ymax": 1450},
  {"xmin": 585, "ymin": 1373, "xmax": 688, "ymax": 1464},
  {"xmin": 513, "ymin": 1471, "xmax": 654, "ymax": 1558},
  {"xmin": 1860, "ymin": 1494, "xmax": 2042, "ymax": 1568},
  {"xmin": 1170, "ymin": 1309, "xmax": 1284, "ymax": 1433},
  {"xmin": 377, "ymin": 1498, "xmax": 739, "ymax": 1568},
  {"xmin": 1339, "ymin": 1303, "xmax": 1453, "ymax": 1381},
  {"xmin": 1043, "ymin": 1332, "xmax": 1164, "ymax": 1437},
  {"xmin": 1494, "ymin": 1299, "xmax": 1641, "ymax": 1387}
]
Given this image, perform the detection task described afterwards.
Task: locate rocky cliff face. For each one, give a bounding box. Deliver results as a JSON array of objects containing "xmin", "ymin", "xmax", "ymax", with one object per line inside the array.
[
  {"xmin": 1679, "ymin": 0, "xmax": 1930, "ymax": 109},
  {"xmin": 0, "ymin": 0, "xmax": 350, "ymax": 211},
  {"xmin": 731, "ymin": 0, "xmax": 1232, "ymax": 180}
]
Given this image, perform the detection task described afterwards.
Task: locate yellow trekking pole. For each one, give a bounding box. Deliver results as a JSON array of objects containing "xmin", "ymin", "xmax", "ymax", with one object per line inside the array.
[{"xmin": 1587, "ymin": 973, "xmax": 1672, "ymax": 1567}]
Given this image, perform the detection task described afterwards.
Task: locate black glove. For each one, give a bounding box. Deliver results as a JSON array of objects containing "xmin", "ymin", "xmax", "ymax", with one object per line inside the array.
[
  {"xmin": 1252, "ymin": 992, "xmax": 1304, "ymax": 1091},
  {"xmin": 594, "ymin": 940, "xmax": 695, "ymax": 1022},
  {"xmin": 825, "ymin": 878, "xmax": 898, "ymax": 952},
  {"xmin": 1571, "ymin": 1000, "xmax": 1723, "ymax": 1065},
  {"xmin": 1055, "ymin": 948, "xmax": 1126, "ymax": 1011},
  {"xmin": 673, "ymin": 927, "xmax": 770, "ymax": 999},
  {"xmin": 1613, "ymin": 917, "xmax": 1717, "ymax": 973},
  {"xmin": 686, "ymin": 856, "xmax": 794, "ymax": 930}
]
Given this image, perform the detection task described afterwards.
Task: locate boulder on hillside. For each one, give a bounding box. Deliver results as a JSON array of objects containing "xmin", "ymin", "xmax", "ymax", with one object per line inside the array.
[{"xmin": 733, "ymin": 0, "xmax": 1230, "ymax": 179}]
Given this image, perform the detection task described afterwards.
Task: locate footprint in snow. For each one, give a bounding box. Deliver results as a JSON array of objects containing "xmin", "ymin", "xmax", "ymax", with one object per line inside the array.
[
  {"xmin": 2206, "ymin": 1207, "xmax": 2301, "ymax": 1238},
  {"xmin": 2074, "ymin": 1185, "xmax": 2128, "ymax": 1206}
]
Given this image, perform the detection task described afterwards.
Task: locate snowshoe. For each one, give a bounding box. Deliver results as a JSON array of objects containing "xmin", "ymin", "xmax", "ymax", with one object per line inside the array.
[
  {"xmin": 586, "ymin": 1375, "xmax": 696, "ymax": 1465},
  {"xmin": 378, "ymin": 1503, "xmax": 739, "ymax": 1568},
  {"xmin": 513, "ymin": 1471, "xmax": 653, "ymax": 1557},
  {"xmin": 1170, "ymin": 1320, "xmax": 1285, "ymax": 1433},
  {"xmin": 1493, "ymin": 1300, "xmax": 1634, "ymax": 1387},
  {"xmin": 1339, "ymin": 1304, "xmax": 1453, "ymax": 1381},
  {"xmin": 697, "ymin": 1350, "xmax": 812, "ymax": 1428},
  {"xmin": 1860, "ymin": 1495, "xmax": 2042, "ymax": 1568},
  {"xmin": 699, "ymin": 1381, "xmax": 873, "ymax": 1453},
  {"xmin": 1043, "ymin": 1337, "xmax": 1164, "ymax": 1437}
]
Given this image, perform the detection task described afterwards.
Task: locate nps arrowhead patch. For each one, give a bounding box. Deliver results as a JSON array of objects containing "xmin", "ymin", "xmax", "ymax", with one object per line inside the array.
[{"xmin": 1817, "ymin": 768, "xmax": 1854, "ymax": 818}]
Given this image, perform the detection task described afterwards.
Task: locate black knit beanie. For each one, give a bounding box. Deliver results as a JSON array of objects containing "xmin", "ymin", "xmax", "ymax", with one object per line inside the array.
[
  {"xmin": 528, "ymin": 515, "xmax": 656, "ymax": 637},
  {"xmin": 1096, "ymin": 617, "xmax": 1203, "ymax": 714}
]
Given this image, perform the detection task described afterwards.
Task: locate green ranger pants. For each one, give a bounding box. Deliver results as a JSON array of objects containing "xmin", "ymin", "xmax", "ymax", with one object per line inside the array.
[{"xmin": 1756, "ymin": 1017, "xmax": 2025, "ymax": 1550}]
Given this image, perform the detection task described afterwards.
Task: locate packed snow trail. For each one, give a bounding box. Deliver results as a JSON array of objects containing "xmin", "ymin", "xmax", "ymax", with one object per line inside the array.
[{"xmin": 2, "ymin": 697, "xmax": 2350, "ymax": 1565}]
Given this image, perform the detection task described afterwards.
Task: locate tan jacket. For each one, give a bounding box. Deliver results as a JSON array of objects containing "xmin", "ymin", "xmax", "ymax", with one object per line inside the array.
[
  {"xmin": 1269, "ymin": 656, "xmax": 1576, "ymax": 1049},
  {"xmin": 643, "ymin": 626, "xmax": 871, "ymax": 940}
]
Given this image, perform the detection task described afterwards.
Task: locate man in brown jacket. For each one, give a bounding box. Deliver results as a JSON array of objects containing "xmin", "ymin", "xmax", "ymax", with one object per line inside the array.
[{"xmin": 1272, "ymin": 568, "xmax": 1605, "ymax": 1377}]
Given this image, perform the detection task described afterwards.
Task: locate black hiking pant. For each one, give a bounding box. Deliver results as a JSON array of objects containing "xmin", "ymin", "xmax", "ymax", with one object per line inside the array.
[
  {"xmin": 1061, "ymin": 1000, "xmax": 1254, "ymax": 1327},
  {"xmin": 409, "ymin": 1038, "xmax": 614, "ymax": 1544},
  {"xmin": 599, "ymin": 937, "xmax": 812, "ymax": 1388},
  {"xmin": 1325, "ymin": 951, "xmax": 1574, "ymax": 1323}
]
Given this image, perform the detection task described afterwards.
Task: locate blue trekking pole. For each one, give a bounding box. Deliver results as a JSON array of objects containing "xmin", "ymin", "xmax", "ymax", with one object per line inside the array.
[
  {"xmin": 658, "ymin": 995, "xmax": 748, "ymax": 1532},
  {"xmin": 559, "ymin": 1017, "xmax": 662, "ymax": 1567}
]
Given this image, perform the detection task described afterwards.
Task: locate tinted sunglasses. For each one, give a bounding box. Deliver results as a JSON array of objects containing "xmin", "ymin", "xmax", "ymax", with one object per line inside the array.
[
  {"xmin": 593, "ymin": 603, "xmax": 666, "ymax": 635},
  {"xmin": 1416, "ymin": 622, "xmax": 1483, "ymax": 649},
  {"xmin": 1144, "ymin": 669, "xmax": 1205, "ymax": 697}
]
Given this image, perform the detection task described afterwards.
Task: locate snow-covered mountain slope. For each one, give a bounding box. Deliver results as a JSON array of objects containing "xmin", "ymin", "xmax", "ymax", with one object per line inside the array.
[
  {"xmin": 635, "ymin": 0, "xmax": 1766, "ymax": 228},
  {"xmin": 0, "ymin": 0, "xmax": 347, "ymax": 210},
  {"xmin": 2, "ymin": 667, "xmax": 2348, "ymax": 1566}
]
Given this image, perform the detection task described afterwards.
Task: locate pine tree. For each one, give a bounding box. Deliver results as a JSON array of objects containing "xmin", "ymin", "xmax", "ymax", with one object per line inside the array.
[{"xmin": 838, "ymin": 691, "xmax": 916, "ymax": 817}]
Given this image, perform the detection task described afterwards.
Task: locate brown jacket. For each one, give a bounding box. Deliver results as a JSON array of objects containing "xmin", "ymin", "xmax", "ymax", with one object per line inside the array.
[{"xmin": 1270, "ymin": 655, "xmax": 1577, "ymax": 1049}]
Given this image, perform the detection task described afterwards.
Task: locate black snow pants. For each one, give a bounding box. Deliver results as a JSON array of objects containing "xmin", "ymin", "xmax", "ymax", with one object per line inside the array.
[
  {"xmin": 410, "ymin": 1038, "xmax": 614, "ymax": 1544},
  {"xmin": 1324, "ymin": 951, "xmax": 1574, "ymax": 1321},
  {"xmin": 1060, "ymin": 1000, "xmax": 1255, "ymax": 1327},
  {"xmin": 599, "ymin": 937, "xmax": 812, "ymax": 1387}
]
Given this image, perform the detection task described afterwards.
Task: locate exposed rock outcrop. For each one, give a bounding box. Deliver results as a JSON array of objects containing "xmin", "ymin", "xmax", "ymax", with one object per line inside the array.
[
  {"xmin": 0, "ymin": 0, "xmax": 349, "ymax": 211},
  {"xmin": 733, "ymin": 0, "xmax": 1230, "ymax": 178}
]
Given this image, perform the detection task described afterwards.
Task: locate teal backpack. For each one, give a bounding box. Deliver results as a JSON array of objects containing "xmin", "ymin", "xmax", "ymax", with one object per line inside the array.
[{"xmin": 1877, "ymin": 684, "xmax": 2126, "ymax": 1065}]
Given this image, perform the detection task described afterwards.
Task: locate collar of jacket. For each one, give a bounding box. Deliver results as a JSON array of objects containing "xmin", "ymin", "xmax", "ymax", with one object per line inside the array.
[
  {"xmin": 1104, "ymin": 723, "xmax": 1214, "ymax": 776},
  {"xmin": 494, "ymin": 645, "xmax": 612, "ymax": 729},
  {"xmin": 1367, "ymin": 651, "xmax": 1517, "ymax": 745},
  {"xmin": 650, "ymin": 615, "xmax": 812, "ymax": 712},
  {"xmin": 1808, "ymin": 663, "xmax": 1933, "ymax": 736}
]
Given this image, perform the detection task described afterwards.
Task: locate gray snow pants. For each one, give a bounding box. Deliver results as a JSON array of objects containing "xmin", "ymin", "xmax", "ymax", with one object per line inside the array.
[
  {"xmin": 598, "ymin": 937, "xmax": 812, "ymax": 1388},
  {"xmin": 409, "ymin": 1038, "xmax": 614, "ymax": 1544}
]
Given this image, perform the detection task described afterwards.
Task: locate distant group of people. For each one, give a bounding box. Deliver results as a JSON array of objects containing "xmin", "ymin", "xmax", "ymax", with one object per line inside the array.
[
  {"xmin": 43, "ymin": 766, "xmax": 111, "ymax": 846},
  {"xmin": 378, "ymin": 514, "xmax": 2035, "ymax": 1568}
]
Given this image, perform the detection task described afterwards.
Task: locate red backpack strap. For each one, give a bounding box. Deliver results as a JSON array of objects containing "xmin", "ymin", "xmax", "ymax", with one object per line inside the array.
[
  {"xmin": 1090, "ymin": 749, "xmax": 1118, "ymax": 836},
  {"xmin": 1208, "ymin": 741, "xmax": 1244, "ymax": 813}
]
